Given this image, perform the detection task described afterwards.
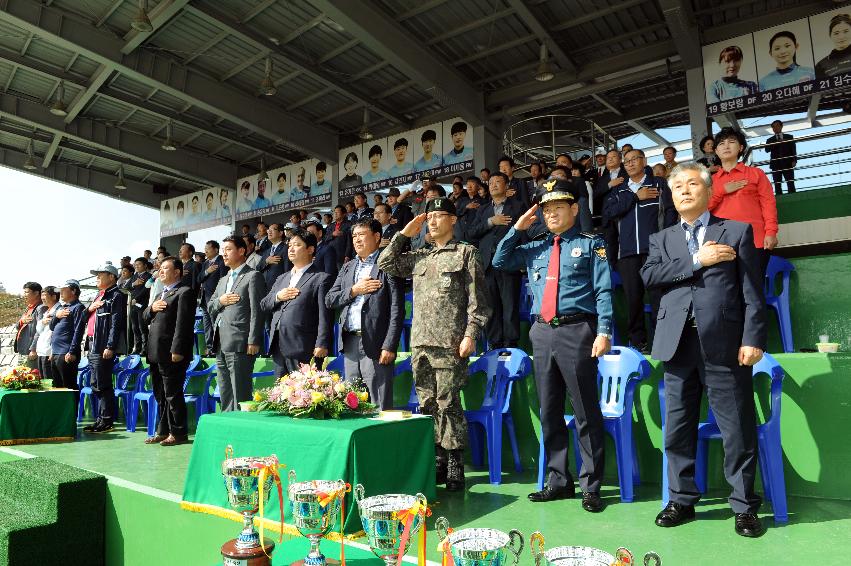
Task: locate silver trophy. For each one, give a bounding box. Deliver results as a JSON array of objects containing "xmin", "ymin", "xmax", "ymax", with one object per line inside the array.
[
  {"xmin": 221, "ymin": 447, "xmax": 281, "ymax": 564},
  {"xmin": 354, "ymin": 484, "xmax": 428, "ymax": 566},
  {"xmin": 530, "ymin": 532, "xmax": 662, "ymax": 566},
  {"xmin": 287, "ymin": 469, "xmax": 347, "ymax": 566},
  {"xmin": 436, "ymin": 517, "xmax": 524, "ymax": 566}
]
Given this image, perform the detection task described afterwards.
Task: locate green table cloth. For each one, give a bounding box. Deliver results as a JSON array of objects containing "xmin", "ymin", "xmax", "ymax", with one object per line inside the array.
[
  {"xmin": 183, "ymin": 411, "xmax": 436, "ymax": 534},
  {"xmin": 0, "ymin": 389, "xmax": 76, "ymax": 445}
]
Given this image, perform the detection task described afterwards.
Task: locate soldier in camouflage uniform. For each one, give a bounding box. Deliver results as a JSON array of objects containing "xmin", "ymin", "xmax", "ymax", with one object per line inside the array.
[{"xmin": 378, "ymin": 197, "xmax": 491, "ymax": 491}]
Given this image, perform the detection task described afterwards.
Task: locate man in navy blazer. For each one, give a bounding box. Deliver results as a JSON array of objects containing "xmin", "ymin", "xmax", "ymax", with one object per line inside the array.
[
  {"xmin": 304, "ymin": 219, "xmax": 338, "ymax": 276},
  {"xmin": 259, "ymin": 223, "xmax": 291, "ymax": 291},
  {"xmin": 326, "ymin": 219, "xmax": 405, "ymax": 409},
  {"xmin": 260, "ymin": 228, "xmax": 333, "ymax": 376},
  {"xmin": 640, "ymin": 162, "xmax": 767, "ymax": 538},
  {"xmin": 198, "ymin": 240, "xmax": 228, "ymax": 355}
]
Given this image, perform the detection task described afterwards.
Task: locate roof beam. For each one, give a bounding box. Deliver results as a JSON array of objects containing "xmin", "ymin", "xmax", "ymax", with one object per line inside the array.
[
  {"xmin": 280, "ymin": 13, "xmax": 325, "ymax": 45},
  {"xmin": 550, "ymin": 0, "xmax": 645, "ymax": 32},
  {"xmin": 121, "ymin": 0, "xmax": 191, "ymax": 55},
  {"xmin": 396, "ymin": 0, "xmax": 448, "ymax": 21},
  {"xmin": 626, "ymin": 119, "xmax": 670, "ymax": 145},
  {"xmin": 315, "ymin": 102, "xmax": 360, "ymax": 125},
  {"xmin": 63, "ymin": 64, "xmax": 113, "ymax": 123},
  {"xmin": 0, "ymin": 0, "xmax": 339, "ymax": 162},
  {"xmin": 95, "ymin": 0, "xmax": 123, "ymax": 28},
  {"xmin": 317, "ymin": 38, "xmax": 359, "ymax": 65},
  {"xmin": 455, "ymin": 35, "xmax": 536, "ymax": 67},
  {"xmin": 240, "ymin": 0, "xmax": 277, "ymax": 23},
  {"xmin": 41, "ymin": 132, "xmax": 62, "ymax": 167},
  {"xmin": 426, "ymin": 9, "xmax": 514, "ymax": 45},
  {"xmin": 183, "ymin": 30, "xmax": 229, "ymax": 65},
  {"xmin": 310, "ymin": 0, "xmax": 486, "ymax": 124},
  {"xmin": 591, "ymin": 94, "xmax": 623, "ymax": 117},
  {"xmin": 505, "ymin": 0, "xmax": 576, "ymax": 74},
  {"xmin": 288, "ymin": 86, "xmax": 334, "ymax": 111},
  {"xmin": 657, "ymin": 0, "xmax": 701, "ymax": 69},
  {"xmin": 701, "ymin": 0, "xmax": 828, "ymax": 44},
  {"xmin": 0, "ymin": 94, "xmax": 236, "ymax": 187},
  {"xmin": 219, "ymin": 50, "xmax": 267, "ymax": 82},
  {"xmin": 183, "ymin": 3, "xmax": 405, "ymax": 128}
]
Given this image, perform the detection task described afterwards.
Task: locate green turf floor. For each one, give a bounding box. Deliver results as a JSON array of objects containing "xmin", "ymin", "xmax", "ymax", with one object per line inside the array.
[{"xmin": 3, "ymin": 424, "xmax": 850, "ymax": 565}]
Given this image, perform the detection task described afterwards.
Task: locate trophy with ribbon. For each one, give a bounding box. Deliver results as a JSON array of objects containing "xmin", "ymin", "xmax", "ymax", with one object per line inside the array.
[
  {"xmin": 287, "ymin": 469, "xmax": 349, "ymax": 566},
  {"xmin": 435, "ymin": 517, "xmax": 524, "ymax": 566},
  {"xmin": 530, "ymin": 531, "xmax": 662, "ymax": 566},
  {"xmin": 353, "ymin": 484, "xmax": 430, "ymax": 566},
  {"xmin": 220, "ymin": 445, "xmax": 285, "ymax": 566}
]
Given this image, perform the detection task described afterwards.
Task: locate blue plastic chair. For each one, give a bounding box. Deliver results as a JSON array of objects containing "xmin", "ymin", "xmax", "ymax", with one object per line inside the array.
[
  {"xmin": 78, "ymin": 355, "xmax": 138, "ymax": 423},
  {"xmin": 193, "ymin": 316, "xmax": 204, "ymax": 356},
  {"xmin": 765, "ymin": 256, "xmax": 795, "ymax": 353},
  {"xmin": 400, "ymin": 291, "xmax": 413, "ymax": 351},
  {"xmin": 113, "ymin": 355, "xmax": 142, "ymax": 425},
  {"xmin": 466, "ymin": 348, "xmax": 532, "ymax": 485},
  {"xmin": 76, "ymin": 359, "xmax": 96, "ymax": 422},
  {"xmin": 326, "ymin": 356, "xmax": 344, "ymax": 377},
  {"xmin": 658, "ymin": 353, "xmax": 788, "ymax": 523},
  {"xmin": 536, "ymin": 347, "xmax": 651, "ymax": 502},
  {"xmin": 131, "ymin": 356, "xmax": 201, "ymax": 435},
  {"xmin": 389, "ymin": 357, "xmax": 417, "ymax": 413},
  {"xmin": 184, "ymin": 356, "xmax": 216, "ymax": 425}
]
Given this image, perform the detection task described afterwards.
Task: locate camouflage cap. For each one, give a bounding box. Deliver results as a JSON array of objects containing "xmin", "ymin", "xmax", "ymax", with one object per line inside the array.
[{"xmin": 425, "ymin": 197, "xmax": 456, "ymax": 215}]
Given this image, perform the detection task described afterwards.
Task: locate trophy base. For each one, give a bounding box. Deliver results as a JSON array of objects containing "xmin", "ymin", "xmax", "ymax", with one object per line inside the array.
[
  {"xmin": 290, "ymin": 558, "xmax": 341, "ymax": 566},
  {"xmin": 221, "ymin": 539, "xmax": 275, "ymax": 566}
]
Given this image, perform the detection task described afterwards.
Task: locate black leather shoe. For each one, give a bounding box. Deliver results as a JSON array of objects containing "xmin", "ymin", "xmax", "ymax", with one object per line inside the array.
[
  {"xmin": 734, "ymin": 513, "xmax": 764, "ymax": 538},
  {"xmin": 581, "ymin": 492, "xmax": 604, "ymax": 513},
  {"xmin": 91, "ymin": 422, "xmax": 115, "ymax": 434},
  {"xmin": 655, "ymin": 502, "xmax": 696, "ymax": 527},
  {"xmin": 528, "ymin": 486, "xmax": 575, "ymax": 502},
  {"xmin": 82, "ymin": 420, "xmax": 101, "ymax": 433}
]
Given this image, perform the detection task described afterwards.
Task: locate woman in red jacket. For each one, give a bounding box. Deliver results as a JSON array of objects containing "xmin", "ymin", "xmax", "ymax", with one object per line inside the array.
[{"xmin": 709, "ymin": 127, "xmax": 779, "ymax": 278}]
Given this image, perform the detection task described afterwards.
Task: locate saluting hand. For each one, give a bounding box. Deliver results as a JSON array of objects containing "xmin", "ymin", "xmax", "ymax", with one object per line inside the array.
[
  {"xmin": 401, "ymin": 213, "xmax": 427, "ymax": 238},
  {"xmin": 514, "ymin": 204, "xmax": 539, "ymax": 231}
]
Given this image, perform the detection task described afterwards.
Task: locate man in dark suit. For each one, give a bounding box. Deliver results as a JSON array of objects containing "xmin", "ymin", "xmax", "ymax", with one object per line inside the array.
[
  {"xmin": 640, "ymin": 162, "xmax": 767, "ymax": 538},
  {"xmin": 352, "ymin": 191, "xmax": 374, "ymax": 221},
  {"xmin": 373, "ymin": 203, "xmax": 402, "ymax": 250},
  {"xmin": 386, "ymin": 187, "xmax": 414, "ymax": 228},
  {"xmin": 304, "ymin": 219, "xmax": 338, "ymax": 276},
  {"xmin": 765, "ymin": 119, "xmax": 796, "ymax": 195},
  {"xmin": 82, "ymin": 261, "xmax": 127, "ymax": 434},
  {"xmin": 467, "ymin": 172, "xmax": 527, "ymax": 348},
  {"xmin": 128, "ymin": 257, "xmax": 152, "ymax": 355},
  {"xmin": 325, "ymin": 205, "xmax": 353, "ymax": 267},
  {"xmin": 178, "ymin": 243, "xmax": 202, "ymax": 294},
  {"xmin": 498, "ymin": 155, "xmax": 532, "ymax": 208},
  {"xmin": 260, "ymin": 228, "xmax": 333, "ymax": 376},
  {"xmin": 259, "ymin": 223, "xmax": 291, "ymax": 291},
  {"xmin": 143, "ymin": 257, "xmax": 196, "ymax": 446},
  {"xmin": 208, "ymin": 236, "xmax": 265, "ymax": 412},
  {"xmin": 255, "ymin": 221, "xmax": 272, "ymax": 254},
  {"xmin": 326, "ymin": 219, "xmax": 405, "ymax": 409},
  {"xmin": 198, "ymin": 240, "xmax": 228, "ymax": 356}
]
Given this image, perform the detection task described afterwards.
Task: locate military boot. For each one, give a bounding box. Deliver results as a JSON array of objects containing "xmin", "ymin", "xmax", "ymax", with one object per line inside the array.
[
  {"xmin": 435, "ymin": 445, "xmax": 448, "ymax": 485},
  {"xmin": 445, "ymin": 450, "xmax": 466, "ymax": 492}
]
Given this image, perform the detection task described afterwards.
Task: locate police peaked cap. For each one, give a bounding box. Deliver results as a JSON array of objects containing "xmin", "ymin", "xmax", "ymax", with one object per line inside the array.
[
  {"xmin": 425, "ymin": 197, "xmax": 457, "ymax": 215},
  {"xmin": 535, "ymin": 177, "xmax": 581, "ymax": 205}
]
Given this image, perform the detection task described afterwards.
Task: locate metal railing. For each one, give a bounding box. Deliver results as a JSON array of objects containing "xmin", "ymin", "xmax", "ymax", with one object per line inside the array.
[{"xmin": 503, "ymin": 114, "xmax": 617, "ymax": 171}]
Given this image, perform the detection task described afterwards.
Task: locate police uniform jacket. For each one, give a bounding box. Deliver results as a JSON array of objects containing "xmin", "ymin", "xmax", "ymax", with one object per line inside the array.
[
  {"xmin": 377, "ymin": 233, "xmax": 491, "ymax": 349},
  {"xmin": 601, "ymin": 175, "xmax": 678, "ymax": 259},
  {"xmin": 492, "ymin": 225, "xmax": 613, "ymax": 335}
]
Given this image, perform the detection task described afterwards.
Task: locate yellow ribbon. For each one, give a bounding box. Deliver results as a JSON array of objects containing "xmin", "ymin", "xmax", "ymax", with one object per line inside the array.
[
  {"xmin": 394, "ymin": 501, "xmax": 430, "ymax": 566},
  {"xmin": 257, "ymin": 461, "xmax": 286, "ymax": 557},
  {"xmin": 315, "ymin": 482, "xmax": 351, "ymax": 566}
]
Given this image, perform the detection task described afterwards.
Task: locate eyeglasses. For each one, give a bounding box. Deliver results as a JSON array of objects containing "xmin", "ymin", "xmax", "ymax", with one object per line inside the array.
[{"xmin": 624, "ymin": 157, "xmax": 644, "ymax": 165}]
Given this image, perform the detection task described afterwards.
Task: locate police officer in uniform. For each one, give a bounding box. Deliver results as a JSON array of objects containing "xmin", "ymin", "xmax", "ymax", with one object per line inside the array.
[
  {"xmin": 378, "ymin": 197, "xmax": 491, "ymax": 492},
  {"xmin": 493, "ymin": 178, "xmax": 613, "ymax": 512}
]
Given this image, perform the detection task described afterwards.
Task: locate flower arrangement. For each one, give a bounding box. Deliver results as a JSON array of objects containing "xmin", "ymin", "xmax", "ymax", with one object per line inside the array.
[
  {"xmin": 253, "ymin": 364, "xmax": 375, "ymax": 419},
  {"xmin": 0, "ymin": 366, "xmax": 43, "ymax": 390}
]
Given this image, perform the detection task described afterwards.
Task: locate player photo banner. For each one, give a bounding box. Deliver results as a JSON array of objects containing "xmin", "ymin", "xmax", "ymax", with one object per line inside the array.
[
  {"xmin": 234, "ymin": 158, "xmax": 334, "ymax": 221},
  {"xmin": 337, "ymin": 117, "xmax": 475, "ymax": 199},
  {"xmin": 703, "ymin": 7, "xmax": 851, "ymax": 116},
  {"xmin": 159, "ymin": 186, "xmax": 232, "ymax": 237}
]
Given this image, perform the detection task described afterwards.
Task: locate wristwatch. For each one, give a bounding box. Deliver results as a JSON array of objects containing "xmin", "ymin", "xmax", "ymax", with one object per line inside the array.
[{"xmin": 597, "ymin": 333, "xmax": 612, "ymax": 340}]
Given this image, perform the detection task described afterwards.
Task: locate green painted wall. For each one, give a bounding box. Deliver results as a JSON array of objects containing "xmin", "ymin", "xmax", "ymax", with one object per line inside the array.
[{"xmin": 776, "ymin": 185, "xmax": 851, "ymax": 224}]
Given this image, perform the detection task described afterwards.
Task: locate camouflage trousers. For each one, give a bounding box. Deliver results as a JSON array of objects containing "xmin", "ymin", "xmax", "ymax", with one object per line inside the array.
[{"xmin": 411, "ymin": 346, "xmax": 468, "ymax": 450}]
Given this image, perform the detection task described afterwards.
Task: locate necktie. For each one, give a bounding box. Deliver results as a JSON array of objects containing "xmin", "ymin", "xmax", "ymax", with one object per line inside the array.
[
  {"xmin": 86, "ymin": 291, "xmax": 104, "ymax": 337},
  {"xmin": 686, "ymin": 220, "xmax": 702, "ymax": 255},
  {"xmin": 539, "ymin": 235, "xmax": 561, "ymax": 323}
]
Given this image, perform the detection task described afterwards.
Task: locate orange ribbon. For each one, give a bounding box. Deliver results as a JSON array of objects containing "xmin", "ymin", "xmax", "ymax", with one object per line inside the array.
[
  {"xmin": 395, "ymin": 502, "xmax": 430, "ymax": 566},
  {"xmin": 437, "ymin": 528, "xmax": 454, "ymax": 566},
  {"xmin": 315, "ymin": 482, "xmax": 351, "ymax": 566},
  {"xmin": 255, "ymin": 458, "xmax": 286, "ymax": 556}
]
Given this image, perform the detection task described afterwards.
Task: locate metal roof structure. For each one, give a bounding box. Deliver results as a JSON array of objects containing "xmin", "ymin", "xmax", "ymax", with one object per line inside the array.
[{"xmin": 0, "ymin": 0, "xmax": 842, "ymax": 209}]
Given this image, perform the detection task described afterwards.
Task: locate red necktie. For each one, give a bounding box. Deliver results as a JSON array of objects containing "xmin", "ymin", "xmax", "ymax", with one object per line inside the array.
[
  {"xmin": 539, "ymin": 235, "xmax": 561, "ymax": 323},
  {"xmin": 86, "ymin": 291, "xmax": 104, "ymax": 337}
]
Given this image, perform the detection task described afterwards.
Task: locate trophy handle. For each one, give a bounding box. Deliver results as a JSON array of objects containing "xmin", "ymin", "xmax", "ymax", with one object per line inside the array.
[
  {"xmin": 288, "ymin": 469, "xmax": 297, "ymax": 485},
  {"xmin": 353, "ymin": 484, "xmax": 365, "ymax": 505},
  {"xmin": 435, "ymin": 516, "xmax": 449, "ymax": 541},
  {"xmin": 225, "ymin": 444, "xmax": 234, "ymax": 461},
  {"xmin": 415, "ymin": 493, "xmax": 427, "ymax": 515},
  {"xmin": 530, "ymin": 531, "xmax": 545, "ymax": 566},
  {"xmin": 616, "ymin": 548, "xmax": 634, "ymax": 566},
  {"xmin": 644, "ymin": 552, "xmax": 661, "ymax": 566},
  {"xmin": 507, "ymin": 529, "xmax": 524, "ymax": 566}
]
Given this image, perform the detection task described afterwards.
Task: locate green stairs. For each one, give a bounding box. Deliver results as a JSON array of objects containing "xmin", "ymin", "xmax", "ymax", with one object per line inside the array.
[{"xmin": 0, "ymin": 458, "xmax": 106, "ymax": 566}]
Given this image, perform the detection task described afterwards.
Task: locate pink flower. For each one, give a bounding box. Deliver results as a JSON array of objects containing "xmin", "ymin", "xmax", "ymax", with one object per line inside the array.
[{"xmin": 345, "ymin": 391, "xmax": 359, "ymax": 409}]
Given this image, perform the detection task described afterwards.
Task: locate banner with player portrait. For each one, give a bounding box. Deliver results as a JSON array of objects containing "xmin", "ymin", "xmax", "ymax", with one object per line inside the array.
[
  {"xmin": 234, "ymin": 158, "xmax": 334, "ymax": 221},
  {"xmin": 159, "ymin": 186, "xmax": 232, "ymax": 237},
  {"xmin": 337, "ymin": 117, "xmax": 475, "ymax": 199},
  {"xmin": 703, "ymin": 7, "xmax": 851, "ymax": 116}
]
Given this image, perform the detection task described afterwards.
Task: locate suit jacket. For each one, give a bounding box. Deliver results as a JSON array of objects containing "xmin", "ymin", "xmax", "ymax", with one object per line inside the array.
[
  {"xmin": 181, "ymin": 259, "xmax": 202, "ymax": 293},
  {"xmin": 391, "ymin": 203, "xmax": 414, "ymax": 227},
  {"xmin": 259, "ymin": 264, "xmax": 333, "ymax": 364},
  {"xmin": 14, "ymin": 304, "xmax": 46, "ymax": 354},
  {"xmin": 198, "ymin": 255, "xmax": 228, "ymax": 303},
  {"xmin": 508, "ymin": 177, "xmax": 532, "ymax": 208},
  {"xmin": 128, "ymin": 271, "xmax": 151, "ymax": 306},
  {"xmin": 208, "ymin": 265, "xmax": 266, "ymax": 353},
  {"xmin": 143, "ymin": 284, "xmax": 196, "ymax": 363},
  {"xmin": 255, "ymin": 236, "xmax": 272, "ymax": 255},
  {"xmin": 466, "ymin": 198, "xmax": 528, "ymax": 269},
  {"xmin": 594, "ymin": 166, "xmax": 628, "ymax": 218},
  {"xmin": 89, "ymin": 285, "xmax": 128, "ymax": 354},
  {"xmin": 765, "ymin": 133, "xmax": 796, "ymax": 168},
  {"xmin": 640, "ymin": 215, "xmax": 766, "ymax": 366},
  {"xmin": 259, "ymin": 240, "xmax": 292, "ymax": 291},
  {"xmin": 325, "ymin": 257, "xmax": 405, "ymax": 359},
  {"xmin": 313, "ymin": 240, "xmax": 338, "ymax": 276},
  {"xmin": 325, "ymin": 220, "xmax": 353, "ymax": 264}
]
